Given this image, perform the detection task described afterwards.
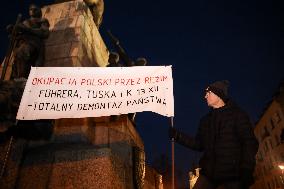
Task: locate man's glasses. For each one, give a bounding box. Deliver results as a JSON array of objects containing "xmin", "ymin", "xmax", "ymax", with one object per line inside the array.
[{"xmin": 205, "ymin": 89, "xmax": 212, "ymax": 96}]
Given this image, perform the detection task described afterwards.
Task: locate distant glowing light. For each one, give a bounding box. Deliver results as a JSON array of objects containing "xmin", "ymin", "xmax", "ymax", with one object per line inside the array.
[{"xmin": 279, "ymin": 165, "xmax": 284, "ymax": 170}]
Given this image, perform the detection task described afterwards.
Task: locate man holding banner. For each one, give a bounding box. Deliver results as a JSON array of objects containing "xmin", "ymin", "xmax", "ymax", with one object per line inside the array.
[{"xmin": 169, "ymin": 80, "xmax": 258, "ymax": 189}]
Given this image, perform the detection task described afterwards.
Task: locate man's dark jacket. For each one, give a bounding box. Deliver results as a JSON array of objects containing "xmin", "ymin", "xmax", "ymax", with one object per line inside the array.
[{"xmin": 175, "ymin": 100, "xmax": 259, "ymax": 182}]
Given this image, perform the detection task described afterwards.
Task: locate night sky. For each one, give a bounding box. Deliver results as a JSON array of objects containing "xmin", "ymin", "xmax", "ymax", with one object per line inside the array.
[{"xmin": 1, "ymin": 0, "xmax": 284, "ymax": 186}]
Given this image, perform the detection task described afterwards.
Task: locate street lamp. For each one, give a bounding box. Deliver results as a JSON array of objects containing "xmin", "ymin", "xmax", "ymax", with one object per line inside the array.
[{"xmin": 278, "ymin": 164, "xmax": 284, "ymax": 185}]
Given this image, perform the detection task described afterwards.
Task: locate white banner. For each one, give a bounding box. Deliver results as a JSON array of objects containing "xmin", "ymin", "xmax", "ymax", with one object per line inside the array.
[{"xmin": 16, "ymin": 66, "xmax": 174, "ymax": 120}]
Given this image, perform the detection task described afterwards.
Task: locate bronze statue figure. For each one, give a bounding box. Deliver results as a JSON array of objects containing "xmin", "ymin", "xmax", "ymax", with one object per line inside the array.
[
  {"xmin": 84, "ymin": 0, "xmax": 104, "ymax": 28},
  {"xmin": 107, "ymin": 30, "xmax": 148, "ymax": 122},
  {"xmin": 6, "ymin": 4, "xmax": 50, "ymax": 79},
  {"xmin": 107, "ymin": 30, "xmax": 148, "ymax": 67},
  {"xmin": 107, "ymin": 51, "xmax": 124, "ymax": 67},
  {"xmin": 133, "ymin": 146, "xmax": 146, "ymax": 189},
  {"xmin": 0, "ymin": 4, "xmax": 53, "ymax": 144},
  {"xmin": 1, "ymin": 14, "xmax": 22, "ymax": 80}
]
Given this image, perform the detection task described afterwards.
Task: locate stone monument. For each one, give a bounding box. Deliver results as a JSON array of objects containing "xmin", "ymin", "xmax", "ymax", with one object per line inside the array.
[{"xmin": 0, "ymin": 1, "xmax": 147, "ymax": 188}]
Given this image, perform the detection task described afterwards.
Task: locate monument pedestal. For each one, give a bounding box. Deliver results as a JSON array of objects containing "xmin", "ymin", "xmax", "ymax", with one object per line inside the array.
[
  {"xmin": 5, "ymin": 115, "xmax": 143, "ymax": 189},
  {"xmin": 0, "ymin": 1, "xmax": 146, "ymax": 188}
]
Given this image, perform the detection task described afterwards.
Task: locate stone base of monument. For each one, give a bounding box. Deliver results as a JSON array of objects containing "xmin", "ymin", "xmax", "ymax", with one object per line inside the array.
[
  {"xmin": 17, "ymin": 148, "xmax": 125, "ymax": 189},
  {"xmin": 1, "ymin": 115, "xmax": 143, "ymax": 189}
]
